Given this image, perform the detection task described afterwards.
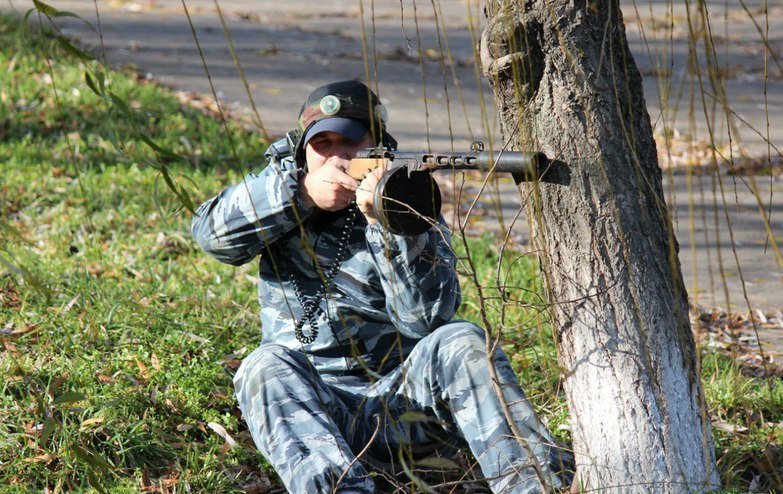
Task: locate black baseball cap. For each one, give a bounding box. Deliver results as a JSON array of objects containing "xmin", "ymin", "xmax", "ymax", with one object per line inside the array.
[
  {"xmin": 292, "ymin": 80, "xmax": 396, "ymax": 164},
  {"xmin": 301, "ymin": 117, "xmax": 369, "ymax": 148}
]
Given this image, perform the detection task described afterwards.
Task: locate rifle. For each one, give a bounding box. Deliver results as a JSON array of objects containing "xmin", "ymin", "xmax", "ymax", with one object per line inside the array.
[{"xmin": 346, "ymin": 141, "xmax": 548, "ymax": 235}]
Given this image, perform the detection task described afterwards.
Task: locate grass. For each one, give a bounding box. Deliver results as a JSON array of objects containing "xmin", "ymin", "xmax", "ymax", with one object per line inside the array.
[
  {"xmin": 1, "ymin": 12, "xmax": 269, "ymax": 493},
  {"xmin": 1, "ymin": 9, "xmax": 781, "ymax": 494}
]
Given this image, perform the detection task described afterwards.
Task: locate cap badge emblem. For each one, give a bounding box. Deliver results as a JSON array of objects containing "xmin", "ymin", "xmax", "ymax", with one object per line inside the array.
[{"xmin": 319, "ymin": 95, "xmax": 341, "ymax": 116}]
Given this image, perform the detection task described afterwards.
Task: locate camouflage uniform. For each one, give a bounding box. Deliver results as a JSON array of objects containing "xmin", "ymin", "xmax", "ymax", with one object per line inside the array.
[{"xmin": 192, "ymin": 144, "xmax": 569, "ymax": 493}]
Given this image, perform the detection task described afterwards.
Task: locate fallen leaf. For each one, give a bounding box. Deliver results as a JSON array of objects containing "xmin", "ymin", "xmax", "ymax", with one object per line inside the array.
[
  {"xmin": 424, "ymin": 48, "xmax": 441, "ymax": 60},
  {"xmin": 135, "ymin": 358, "xmax": 149, "ymax": 380},
  {"xmin": 712, "ymin": 420, "xmax": 749, "ymax": 434},
  {"xmin": 0, "ymin": 285, "xmax": 22, "ymax": 308},
  {"xmin": 80, "ymin": 417, "xmax": 104, "ymax": 430},
  {"xmin": 207, "ymin": 422, "xmax": 237, "ymax": 447},
  {"xmin": 141, "ymin": 469, "xmax": 152, "ymax": 490},
  {"xmin": 221, "ymin": 358, "xmax": 242, "ymax": 370},
  {"xmin": 49, "ymin": 372, "xmax": 70, "ymax": 397},
  {"xmin": 96, "ymin": 373, "xmax": 115, "ymax": 384},
  {"xmin": 87, "ymin": 264, "xmax": 105, "ymax": 277},
  {"xmin": 752, "ymin": 309, "xmax": 768, "ymax": 324},
  {"xmin": 176, "ymin": 331, "xmax": 209, "ymax": 343},
  {"xmin": 59, "ymin": 296, "xmax": 79, "ymax": 315},
  {"xmin": 24, "ymin": 453, "xmax": 57, "ymax": 463},
  {"xmin": 11, "ymin": 324, "xmax": 40, "ymax": 336},
  {"xmin": 3, "ymin": 341, "xmax": 20, "ymax": 355}
]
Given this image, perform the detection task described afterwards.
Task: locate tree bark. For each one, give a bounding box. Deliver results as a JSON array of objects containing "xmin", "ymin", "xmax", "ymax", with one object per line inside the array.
[{"xmin": 480, "ymin": 0, "xmax": 720, "ymax": 491}]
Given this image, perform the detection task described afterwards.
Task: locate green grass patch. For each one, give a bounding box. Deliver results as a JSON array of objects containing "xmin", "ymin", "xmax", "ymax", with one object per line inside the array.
[
  {"xmin": 1, "ymin": 9, "xmax": 781, "ymax": 494},
  {"xmin": 1, "ymin": 11, "xmax": 269, "ymax": 493}
]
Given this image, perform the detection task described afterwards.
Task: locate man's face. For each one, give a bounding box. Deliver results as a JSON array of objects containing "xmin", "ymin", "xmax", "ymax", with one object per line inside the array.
[{"xmin": 304, "ymin": 130, "xmax": 374, "ymax": 173}]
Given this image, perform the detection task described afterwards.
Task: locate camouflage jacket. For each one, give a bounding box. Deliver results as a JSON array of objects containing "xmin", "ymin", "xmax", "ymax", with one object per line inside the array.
[{"xmin": 191, "ymin": 143, "xmax": 461, "ymax": 375}]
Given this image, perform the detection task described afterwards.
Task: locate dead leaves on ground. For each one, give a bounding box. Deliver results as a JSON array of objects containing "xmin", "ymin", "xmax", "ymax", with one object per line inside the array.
[
  {"xmin": 693, "ymin": 303, "xmax": 783, "ymax": 378},
  {"xmin": 656, "ymin": 131, "xmax": 783, "ymax": 177},
  {"xmin": 0, "ymin": 284, "xmax": 22, "ymax": 308}
]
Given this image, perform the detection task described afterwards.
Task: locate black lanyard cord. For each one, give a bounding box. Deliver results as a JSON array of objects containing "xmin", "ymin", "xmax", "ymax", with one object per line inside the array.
[{"xmin": 291, "ymin": 205, "xmax": 358, "ymax": 344}]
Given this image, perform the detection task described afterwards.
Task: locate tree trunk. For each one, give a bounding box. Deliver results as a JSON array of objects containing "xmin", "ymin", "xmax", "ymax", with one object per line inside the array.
[{"xmin": 480, "ymin": 0, "xmax": 720, "ymax": 491}]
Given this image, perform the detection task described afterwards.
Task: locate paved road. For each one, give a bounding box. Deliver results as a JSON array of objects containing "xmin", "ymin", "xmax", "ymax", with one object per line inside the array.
[{"xmin": 8, "ymin": 0, "xmax": 782, "ymax": 319}]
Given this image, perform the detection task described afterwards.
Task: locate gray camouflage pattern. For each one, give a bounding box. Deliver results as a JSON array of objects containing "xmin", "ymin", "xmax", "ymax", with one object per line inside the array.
[{"xmin": 192, "ymin": 142, "xmax": 570, "ymax": 493}]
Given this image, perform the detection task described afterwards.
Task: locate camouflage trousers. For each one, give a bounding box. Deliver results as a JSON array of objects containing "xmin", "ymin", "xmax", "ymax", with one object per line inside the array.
[{"xmin": 234, "ymin": 321, "xmax": 569, "ymax": 493}]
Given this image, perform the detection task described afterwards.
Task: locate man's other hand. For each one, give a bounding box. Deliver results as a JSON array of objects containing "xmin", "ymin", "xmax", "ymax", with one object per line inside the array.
[{"xmin": 356, "ymin": 166, "xmax": 385, "ymax": 225}]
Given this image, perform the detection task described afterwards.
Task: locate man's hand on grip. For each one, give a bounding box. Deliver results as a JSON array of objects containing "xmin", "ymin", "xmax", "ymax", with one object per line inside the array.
[{"xmin": 300, "ymin": 161, "xmax": 359, "ymax": 211}]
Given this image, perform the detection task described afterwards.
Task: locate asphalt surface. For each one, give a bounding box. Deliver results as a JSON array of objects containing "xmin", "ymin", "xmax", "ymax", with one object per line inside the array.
[{"xmin": 8, "ymin": 1, "xmax": 782, "ymax": 341}]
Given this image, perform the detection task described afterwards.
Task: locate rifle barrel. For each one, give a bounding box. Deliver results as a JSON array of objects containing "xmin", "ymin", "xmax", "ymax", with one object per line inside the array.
[
  {"xmin": 460, "ymin": 151, "xmax": 546, "ymax": 176},
  {"xmin": 351, "ymin": 149, "xmax": 548, "ymax": 178}
]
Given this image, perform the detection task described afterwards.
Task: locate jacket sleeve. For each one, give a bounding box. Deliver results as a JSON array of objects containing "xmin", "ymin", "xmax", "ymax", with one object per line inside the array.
[
  {"xmin": 191, "ymin": 158, "xmax": 312, "ymax": 266},
  {"xmin": 365, "ymin": 219, "xmax": 461, "ymax": 338}
]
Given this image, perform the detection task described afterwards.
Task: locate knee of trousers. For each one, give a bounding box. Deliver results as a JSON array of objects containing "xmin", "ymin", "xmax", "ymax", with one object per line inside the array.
[
  {"xmin": 419, "ymin": 321, "xmax": 522, "ymax": 387},
  {"xmin": 233, "ymin": 343, "xmax": 317, "ymax": 412},
  {"xmin": 424, "ymin": 320, "xmax": 489, "ymax": 360},
  {"xmin": 409, "ymin": 321, "xmax": 497, "ymax": 385}
]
